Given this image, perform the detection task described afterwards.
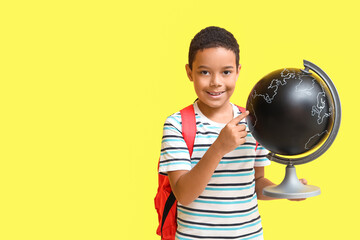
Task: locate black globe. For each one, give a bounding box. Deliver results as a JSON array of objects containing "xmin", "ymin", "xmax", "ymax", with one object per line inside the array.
[{"xmin": 246, "ymin": 68, "xmax": 335, "ymax": 156}]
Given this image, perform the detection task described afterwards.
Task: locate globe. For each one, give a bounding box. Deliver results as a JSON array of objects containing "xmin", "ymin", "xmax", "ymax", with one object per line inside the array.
[
  {"xmin": 246, "ymin": 68, "xmax": 334, "ymax": 156},
  {"xmin": 245, "ymin": 60, "xmax": 341, "ymax": 199}
]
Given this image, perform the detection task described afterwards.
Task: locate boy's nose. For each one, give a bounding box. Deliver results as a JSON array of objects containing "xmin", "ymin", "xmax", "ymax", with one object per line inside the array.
[{"xmin": 210, "ymin": 75, "xmax": 222, "ymax": 87}]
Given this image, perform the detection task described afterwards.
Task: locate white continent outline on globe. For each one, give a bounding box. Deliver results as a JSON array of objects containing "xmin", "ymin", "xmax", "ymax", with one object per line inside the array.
[
  {"xmin": 250, "ymin": 69, "xmax": 294, "ymax": 127},
  {"xmin": 310, "ymin": 81, "xmax": 332, "ymax": 125},
  {"xmin": 304, "ymin": 130, "xmax": 329, "ymax": 150},
  {"xmin": 295, "ymin": 77, "xmax": 316, "ymax": 96},
  {"xmin": 252, "ymin": 68, "xmax": 294, "ymax": 104}
]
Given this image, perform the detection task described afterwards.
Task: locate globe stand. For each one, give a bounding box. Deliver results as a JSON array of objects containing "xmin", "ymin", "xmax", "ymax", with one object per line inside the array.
[{"xmin": 263, "ymin": 164, "xmax": 321, "ymax": 199}]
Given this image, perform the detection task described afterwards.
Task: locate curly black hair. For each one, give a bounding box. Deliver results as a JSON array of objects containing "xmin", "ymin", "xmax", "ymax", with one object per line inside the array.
[{"xmin": 188, "ymin": 26, "xmax": 240, "ymax": 70}]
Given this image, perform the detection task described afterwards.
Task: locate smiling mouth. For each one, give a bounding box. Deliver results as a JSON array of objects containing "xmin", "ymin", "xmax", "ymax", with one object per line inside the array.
[{"xmin": 207, "ymin": 91, "xmax": 225, "ymax": 96}]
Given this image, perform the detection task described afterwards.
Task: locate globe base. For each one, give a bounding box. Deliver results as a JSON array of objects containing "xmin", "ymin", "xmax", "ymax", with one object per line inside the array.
[{"xmin": 263, "ymin": 164, "xmax": 321, "ymax": 199}]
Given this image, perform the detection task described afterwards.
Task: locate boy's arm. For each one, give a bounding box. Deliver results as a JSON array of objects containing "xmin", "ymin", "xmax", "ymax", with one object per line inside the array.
[
  {"xmin": 167, "ymin": 141, "xmax": 227, "ymax": 206},
  {"xmin": 254, "ymin": 167, "xmax": 276, "ymax": 200},
  {"xmin": 168, "ymin": 111, "xmax": 249, "ymax": 206}
]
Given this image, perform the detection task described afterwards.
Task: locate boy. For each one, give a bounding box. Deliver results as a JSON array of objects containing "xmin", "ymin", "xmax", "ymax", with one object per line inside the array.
[{"xmin": 159, "ymin": 26, "xmax": 304, "ymax": 240}]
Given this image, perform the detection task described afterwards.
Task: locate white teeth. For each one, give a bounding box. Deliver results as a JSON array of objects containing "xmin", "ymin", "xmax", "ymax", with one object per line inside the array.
[{"xmin": 209, "ymin": 92, "xmax": 223, "ymax": 96}]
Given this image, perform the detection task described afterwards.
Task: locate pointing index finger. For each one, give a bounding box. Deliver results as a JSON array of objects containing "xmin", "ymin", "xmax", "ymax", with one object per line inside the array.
[{"xmin": 229, "ymin": 110, "xmax": 249, "ymax": 125}]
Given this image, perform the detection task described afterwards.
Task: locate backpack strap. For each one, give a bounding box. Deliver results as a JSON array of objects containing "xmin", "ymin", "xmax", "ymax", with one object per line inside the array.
[
  {"xmin": 160, "ymin": 104, "xmax": 196, "ymax": 239},
  {"xmin": 180, "ymin": 104, "xmax": 196, "ymax": 156},
  {"xmin": 235, "ymin": 105, "xmax": 259, "ymax": 151}
]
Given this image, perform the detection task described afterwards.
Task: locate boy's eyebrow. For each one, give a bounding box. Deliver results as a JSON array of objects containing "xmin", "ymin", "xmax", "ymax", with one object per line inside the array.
[
  {"xmin": 197, "ymin": 65, "xmax": 210, "ymax": 69},
  {"xmin": 197, "ymin": 65, "xmax": 234, "ymax": 69}
]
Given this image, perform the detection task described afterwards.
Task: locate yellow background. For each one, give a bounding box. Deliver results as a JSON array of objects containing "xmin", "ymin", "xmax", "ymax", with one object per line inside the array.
[{"xmin": 1, "ymin": 0, "xmax": 359, "ymax": 239}]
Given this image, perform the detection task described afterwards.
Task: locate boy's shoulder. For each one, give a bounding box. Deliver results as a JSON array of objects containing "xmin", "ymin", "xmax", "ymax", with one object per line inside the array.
[
  {"xmin": 163, "ymin": 103, "xmax": 198, "ymax": 131},
  {"xmin": 163, "ymin": 110, "xmax": 183, "ymax": 133},
  {"xmin": 165, "ymin": 111, "xmax": 182, "ymax": 123},
  {"xmin": 165, "ymin": 103, "xmax": 195, "ymax": 119}
]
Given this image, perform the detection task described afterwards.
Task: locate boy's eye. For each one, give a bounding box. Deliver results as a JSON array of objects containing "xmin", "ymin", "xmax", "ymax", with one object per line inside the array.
[
  {"xmin": 200, "ymin": 71, "xmax": 210, "ymax": 75},
  {"xmin": 223, "ymin": 71, "xmax": 231, "ymax": 75}
]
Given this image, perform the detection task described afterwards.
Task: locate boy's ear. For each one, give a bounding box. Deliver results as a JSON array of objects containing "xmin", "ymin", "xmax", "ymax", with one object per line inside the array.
[{"xmin": 185, "ymin": 64, "xmax": 193, "ymax": 82}]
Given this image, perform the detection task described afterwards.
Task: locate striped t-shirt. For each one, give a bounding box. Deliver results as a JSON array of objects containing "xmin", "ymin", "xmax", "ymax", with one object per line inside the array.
[{"xmin": 159, "ymin": 102, "xmax": 270, "ymax": 240}]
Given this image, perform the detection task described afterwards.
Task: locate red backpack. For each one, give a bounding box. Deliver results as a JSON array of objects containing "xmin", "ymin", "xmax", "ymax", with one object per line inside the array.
[{"xmin": 154, "ymin": 104, "xmax": 255, "ymax": 240}]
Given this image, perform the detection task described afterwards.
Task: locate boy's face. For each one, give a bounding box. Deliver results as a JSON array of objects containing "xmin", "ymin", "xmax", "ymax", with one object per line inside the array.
[{"xmin": 186, "ymin": 47, "xmax": 240, "ymax": 110}]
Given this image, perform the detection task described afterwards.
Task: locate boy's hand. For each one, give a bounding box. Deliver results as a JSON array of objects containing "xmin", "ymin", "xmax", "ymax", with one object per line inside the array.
[
  {"xmin": 214, "ymin": 111, "xmax": 249, "ymax": 156},
  {"xmin": 288, "ymin": 179, "xmax": 308, "ymax": 201}
]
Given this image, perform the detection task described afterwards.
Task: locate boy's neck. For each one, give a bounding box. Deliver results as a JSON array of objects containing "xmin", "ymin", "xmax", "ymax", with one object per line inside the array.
[{"xmin": 197, "ymin": 101, "xmax": 234, "ymax": 124}]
